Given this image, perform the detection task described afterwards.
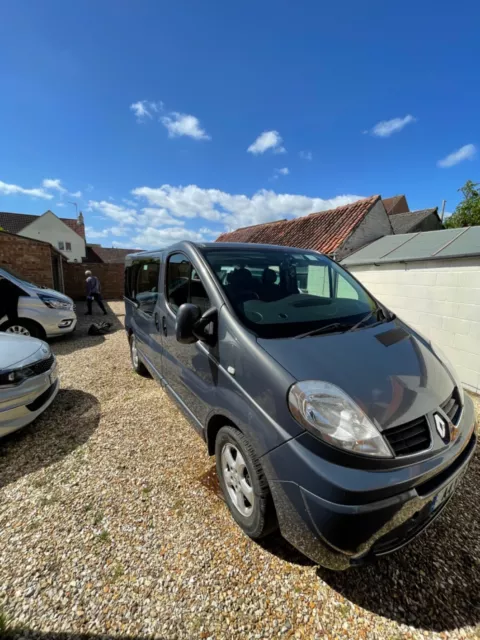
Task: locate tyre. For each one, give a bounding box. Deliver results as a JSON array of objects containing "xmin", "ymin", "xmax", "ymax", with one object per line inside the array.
[
  {"xmin": 0, "ymin": 319, "xmax": 45, "ymax": 339},
  {"xmin": 129, "ymin": 334, "xmax": 150, "ymax": 377},
  {"xmin": 216, "ymin": 425, "xmax": 278, "ymax": 539}
]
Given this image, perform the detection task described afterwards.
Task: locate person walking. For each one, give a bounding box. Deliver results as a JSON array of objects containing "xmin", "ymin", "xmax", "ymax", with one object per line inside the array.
[{"xmin": 85, "ymin": 270, "xmax": 108, "ymax": 315}]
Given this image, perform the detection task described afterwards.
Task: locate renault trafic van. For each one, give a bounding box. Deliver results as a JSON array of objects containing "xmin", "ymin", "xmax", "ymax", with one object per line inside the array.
[
  {"xmin": 0, "ymin": 267, "xmax": 77, "ymax": 339},
  {"xmin": 124, "ymin": 242, "xmax": 476, "ymax": 569}
]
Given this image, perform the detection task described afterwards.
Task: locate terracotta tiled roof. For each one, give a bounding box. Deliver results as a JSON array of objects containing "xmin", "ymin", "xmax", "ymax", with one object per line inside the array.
[
  {"xmin": 85, "ymin": 245, "xmax": 140, "ymax": 263},
  {"xmin": 0, "ymin": 211, "xmax": 85, "ymax": 239},
  {"xmin": 389, "ymin": 209, "xmax": 439, "ymax": 234},
  {"xmin": 216, "ymin": 196, "xmax": 381, "ymax": 255}
]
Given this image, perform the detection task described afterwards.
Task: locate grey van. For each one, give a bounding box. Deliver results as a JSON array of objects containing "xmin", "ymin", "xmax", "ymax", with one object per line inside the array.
[
  {"xmin": 0, "ymin": 266, "xmax": 76, "ymax": 339},
  {"xmin": 124, "ymin": 242, "xmax": 477, "ymax": 569}
]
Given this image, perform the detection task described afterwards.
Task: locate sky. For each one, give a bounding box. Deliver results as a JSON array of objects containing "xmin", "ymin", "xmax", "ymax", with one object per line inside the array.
[{"xmin": 0, "ymin": 0, "xmax": 479, "ymax": 250}]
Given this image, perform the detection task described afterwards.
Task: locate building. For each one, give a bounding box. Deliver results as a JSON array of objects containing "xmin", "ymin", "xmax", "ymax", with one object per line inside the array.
[
  {"xmin": 85, "ymin": 244, "xmax": 140, "ymax": 263},
  {"xmin": 0, "ymin": 209, "xmax": 86, "ymax": 263},
  {"xmin": 341, "ymin": 227, "xmax": 480, "ymax": 394},
  {"xmin": 0, "ymin": 230, "xmax": 67, "ymax": 291},
  {"xmin": 216, "ymin": 194, "xmax": 443, "ymax": 259},
  {"xmin": 216, "ymin": 195, "xmax": 392, "ymax": 261}
]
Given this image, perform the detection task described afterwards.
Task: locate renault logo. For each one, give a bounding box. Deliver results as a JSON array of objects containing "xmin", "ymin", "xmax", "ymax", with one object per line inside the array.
[{"xmin": 434, "ymin": 413, "xmax": 449, "ymax": 442}]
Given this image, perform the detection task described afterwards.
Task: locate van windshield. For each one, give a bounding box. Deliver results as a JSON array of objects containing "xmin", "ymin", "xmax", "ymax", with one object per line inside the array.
[{"xmin": 200, "ymin": 247, "xmax": 384, "ymax": 339}]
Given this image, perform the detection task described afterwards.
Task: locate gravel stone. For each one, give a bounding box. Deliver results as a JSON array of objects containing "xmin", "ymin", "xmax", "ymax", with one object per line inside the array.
[{"xmin": 0, "ymin": 301, "xmax": 479, "ymax": 639}]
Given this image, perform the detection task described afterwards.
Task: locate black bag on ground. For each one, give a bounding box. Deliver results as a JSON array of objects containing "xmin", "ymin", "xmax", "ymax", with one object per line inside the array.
[{"xmin": 88, "ymin": 321, "xmax": 112, "ymax": 336}]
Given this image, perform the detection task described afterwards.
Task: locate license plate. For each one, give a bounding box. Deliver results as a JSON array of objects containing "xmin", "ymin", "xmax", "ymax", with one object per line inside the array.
[{"xmin": 49, "ymin": 368, "xmax": 58, "ymax": 386}]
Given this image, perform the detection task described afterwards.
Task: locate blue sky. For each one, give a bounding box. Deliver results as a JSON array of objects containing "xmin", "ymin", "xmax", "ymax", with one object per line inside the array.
[{"xmin": 1, "ymin": 0, "xmax": 479, "ymax": 249}]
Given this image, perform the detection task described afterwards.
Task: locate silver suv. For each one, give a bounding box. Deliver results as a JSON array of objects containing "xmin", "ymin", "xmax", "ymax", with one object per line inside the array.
[
  {"xmin": 0, "ymin": 266, "xmax": 77, "ymax": 339},
  {"xmin": 0, "ymin": 333, "xmax": 59, "ymax": 437}
]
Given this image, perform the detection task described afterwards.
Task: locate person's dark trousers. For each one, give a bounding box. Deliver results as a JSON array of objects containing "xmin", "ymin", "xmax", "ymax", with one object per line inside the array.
[{"xmin": 86, "ymin": 294, "xmax": 107, "ymax": 315}]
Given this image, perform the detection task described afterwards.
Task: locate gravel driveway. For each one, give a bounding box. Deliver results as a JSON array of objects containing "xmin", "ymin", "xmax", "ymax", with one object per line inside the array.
[{"xmin": 1, "ymin": 301, "xmax": 479, "ymax": 640}]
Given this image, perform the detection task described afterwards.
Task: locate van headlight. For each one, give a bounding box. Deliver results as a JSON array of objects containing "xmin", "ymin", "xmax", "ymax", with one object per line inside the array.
[
  {"xmin": 39, "ymin": 294, "xmax": 73, "ymax": 311},
  {"xmin": 288, "ymin": 381, "xmax": 393, "ymax": 458}
]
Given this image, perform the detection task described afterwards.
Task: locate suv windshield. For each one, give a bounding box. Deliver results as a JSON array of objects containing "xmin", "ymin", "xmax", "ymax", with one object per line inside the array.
[{"xmin": 200, "ymin": 247, "xmax": 383, "ymax": 338}]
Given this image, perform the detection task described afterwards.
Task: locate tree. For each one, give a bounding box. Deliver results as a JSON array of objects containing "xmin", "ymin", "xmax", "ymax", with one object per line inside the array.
[{"xmin": 444, "ymin": 180, "xmax": 480, "ymax": 228}]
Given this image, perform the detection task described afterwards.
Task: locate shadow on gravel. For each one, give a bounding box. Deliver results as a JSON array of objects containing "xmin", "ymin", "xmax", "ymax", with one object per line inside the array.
[
  {"xmin": 199, "ymin": 463, "xmax": 315, "ymax": 567},
  {"xmin": 0, "ymin": 389, "xmax": 100, "ymax": 489},
  {"xmin": 49, "ymin": 301, "xmax": 124, "ymax": 356},
  {"xmin": 318, "ymin": 452, "xmax": 480, "ymax": 633}
]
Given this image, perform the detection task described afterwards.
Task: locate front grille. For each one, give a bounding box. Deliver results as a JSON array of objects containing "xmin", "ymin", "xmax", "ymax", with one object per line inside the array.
[
  {"xmin": 384, "ymin": 416, "xmax": 431, "ymax": 456},
  {"xmin": 27, "ymin": 354, "xmax": 55, "ymax": 377},
  {"xmin": 440, "ymin": 388, "xmax": 462, "ymax": 425}
]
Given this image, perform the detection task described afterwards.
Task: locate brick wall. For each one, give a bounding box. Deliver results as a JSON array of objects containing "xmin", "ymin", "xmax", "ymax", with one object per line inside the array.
[
  {"xmin": 64, "ymin": 262, "xmax": 124, "ymax": 300},
  {"xmin": 0, "ymin": 232, "xmax": 54, "ymax": 288},
  {"xmin": 348, "ymin": 257, "xmax": 480, "ymax": 393}
]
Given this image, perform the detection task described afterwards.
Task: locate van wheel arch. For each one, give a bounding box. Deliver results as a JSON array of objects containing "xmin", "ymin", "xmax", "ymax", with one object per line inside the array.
[{"xmin": 206, "ymin": 414, "xmax": 238, "ymax": 455}]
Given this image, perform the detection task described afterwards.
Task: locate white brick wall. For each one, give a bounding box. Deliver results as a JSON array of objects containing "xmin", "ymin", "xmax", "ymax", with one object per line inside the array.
[{"xmin": 348, "ymin": 257, "xmax": 480, "ymax": 393}]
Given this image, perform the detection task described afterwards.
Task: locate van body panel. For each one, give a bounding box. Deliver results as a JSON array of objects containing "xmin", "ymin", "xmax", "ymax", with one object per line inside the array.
[{"xmin": 124, "ymin": 241, "xmax": 477, "ymax": 569}]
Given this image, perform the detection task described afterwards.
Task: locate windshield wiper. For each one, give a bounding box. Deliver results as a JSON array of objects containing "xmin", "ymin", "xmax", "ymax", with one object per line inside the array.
[
  {"xmin": 295, "ymin": 322, "xmax": 352, "ymax": 339},
  {"xmin": 347, "ymin": 307, "xmax": 392, "ymax": 332}
]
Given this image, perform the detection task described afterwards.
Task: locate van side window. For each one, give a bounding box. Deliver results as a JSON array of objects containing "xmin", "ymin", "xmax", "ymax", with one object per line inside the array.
[
  {"xmin": 166, "ymin": 253, "xmax": 210, "ymax": 315},
  {"xmin": 136, "ymin": 260, "xmax": 160, "ymax": 315}
]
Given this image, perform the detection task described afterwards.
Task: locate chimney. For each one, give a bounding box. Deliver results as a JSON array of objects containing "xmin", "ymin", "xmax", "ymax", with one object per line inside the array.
[
  {"xmin": 78, "ymin": 211, "xmax": 84, "ymax": 225},
  {"xmin": 76, "ymin": 211, "xmax": 86, "ymax": 241}
]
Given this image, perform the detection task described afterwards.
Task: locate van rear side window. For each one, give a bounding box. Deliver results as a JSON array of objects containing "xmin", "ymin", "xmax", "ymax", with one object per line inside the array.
[{"xmin": 125, "ymin": 259, "xmax": 160, "ymax": 315}]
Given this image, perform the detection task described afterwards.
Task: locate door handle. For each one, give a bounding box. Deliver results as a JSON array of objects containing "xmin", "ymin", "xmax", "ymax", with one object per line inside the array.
[
  {"xmin": 162, "ymin": 316, "xmax": 168, "ymax": 337},
  {"xmin": 154, "ymin": 312, "xmax": 160, "ymax": 332}
]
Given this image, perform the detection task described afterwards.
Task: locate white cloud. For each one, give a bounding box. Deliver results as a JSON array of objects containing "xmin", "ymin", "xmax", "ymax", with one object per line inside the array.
[
  {"xmin": 132, "ymin": 226, "xmax": 206, "ymax": 248},
  {"xmin": 123, "ymin": 198, "xmax": 137, "ymax": 207},
  {"xmin": 86, "ymin": 225, "xmax": 129, "ymax": 239},
  {"xmin": 248, "ymin": 130, "xmax": 286, "ymax": 155},
  {"xmin": 86, "ymin": 184, "xmax": 94, "ymax": 193},
  {"xmin": 437, "ymin": 144, "xmax": 477, "ymax": 168},
  {"xmin": 130, "ymin": 100, "xmax": 163, "ymax": 122},
  {"xmin": 161, "ymin": 112, "xmax": 210, "ymax": 140},
  {"xmin": 56, "ymin": 202, "xmax": 66, "ymax": 207},
  {"xmin": 0, "ymin": 179, "xmax": 53, "ymax": 200},
  {"xmin": 132, "ymin": 183, "xmax": 362, "ymax": 230},
  {"xmin": 278, "ymin": 167, "xmax": 289, "ymax": 175},
  {"xmin": 367, "ymin": 115, "xmax": 416, "ymax": 138},
  {"xmin": 42, "ymin": 178, "xmax": 67, "ymax": 193},
  {"xmin": 137, "ymin": 208, "xmax": 185, "ymax": 227},
  {"xmin": 299, "ymin": 151, "xmax": 313, "ymax": 161},
  {"xmin": 70, "ymin": 190, "xmax": 82, "ymax": 198},
  {"xmin": 87, "ymin": 200, "xmax": 137, "ymax": 224}
]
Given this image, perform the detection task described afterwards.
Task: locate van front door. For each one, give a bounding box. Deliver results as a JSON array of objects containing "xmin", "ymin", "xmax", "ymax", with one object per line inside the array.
[{"xmin": 157, "ymin": 251, "xmax": 216, "ymax": 430}]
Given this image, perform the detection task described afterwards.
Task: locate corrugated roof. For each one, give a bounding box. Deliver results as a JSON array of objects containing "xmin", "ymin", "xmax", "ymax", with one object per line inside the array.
[
  {"xmin": 0, "ymin": 211, "xmax": 85, "ymax": 239},
  {"xmin": 389, "ymin": 208, "xmax": 438, "ymax": 234},
  {"xmin": 341, "ymin": 227, "xmax": 480, "ymax": 266},
  {"xmin": 216, "ymin": 196, "xmax": 380, "ymax": 254}
]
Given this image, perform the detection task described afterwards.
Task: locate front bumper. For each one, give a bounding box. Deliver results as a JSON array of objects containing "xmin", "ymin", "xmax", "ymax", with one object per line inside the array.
[
  {"xmin": 263, "ymin": 394, "xmax": 477, "ymax": 570},
  {"xmin": 0, "ymin": 363, "xmax": 60, "ymax": 437}
]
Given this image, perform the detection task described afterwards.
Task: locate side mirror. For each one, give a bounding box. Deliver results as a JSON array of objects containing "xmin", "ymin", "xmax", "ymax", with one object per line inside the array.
[
  {"xmin": 176, "ymin": 304, "xmax": 218, "ymax": 345},
  {"xmin": 176, "ymin": 303, "xmax": 201, "ymax": 344}
]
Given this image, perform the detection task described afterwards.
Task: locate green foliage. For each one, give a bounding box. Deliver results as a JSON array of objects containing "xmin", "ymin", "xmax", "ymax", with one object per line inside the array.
[{"xmin": 444, "ymin": 180, "xmax": 480, "ymax": 228}]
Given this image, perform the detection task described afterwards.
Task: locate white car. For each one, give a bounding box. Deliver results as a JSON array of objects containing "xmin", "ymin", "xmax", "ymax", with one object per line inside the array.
[
  {"xmin": 0, "ymin": 333, "xmax": 59, "ymax": 437},
  {"xmin": 0, "ymin": 266, "xmax": 77, "ymax": 339}
]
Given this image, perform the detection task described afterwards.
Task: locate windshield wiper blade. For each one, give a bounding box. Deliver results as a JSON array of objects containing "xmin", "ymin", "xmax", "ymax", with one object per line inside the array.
[{"xmin": 295, "ymin": 322, "xmax": 352, "ymax": 339}]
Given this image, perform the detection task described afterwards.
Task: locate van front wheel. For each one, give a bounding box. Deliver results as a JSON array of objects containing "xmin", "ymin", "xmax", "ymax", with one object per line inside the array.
[
  {"xmin": 129, "ymin": 334, "xmax": 149, "ymax": 377},
  {"xmin": 216, "ymin": 426, "xmax": 277, "ymax": 539}
]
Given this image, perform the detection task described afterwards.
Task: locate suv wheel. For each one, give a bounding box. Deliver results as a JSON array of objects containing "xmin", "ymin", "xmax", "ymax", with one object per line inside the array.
[
  {"xmin": 0, "ymin": 319, "xmax": 45, "ymax": 339},
  {"xmin": 216, "ymin": 425, "xmax": 277, "ymax": 539},
  {"xmin": 129, "ymin": 334, "xmax": 149, "ymax": 377}
]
